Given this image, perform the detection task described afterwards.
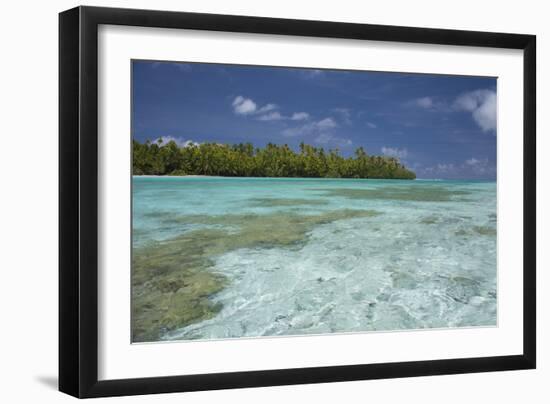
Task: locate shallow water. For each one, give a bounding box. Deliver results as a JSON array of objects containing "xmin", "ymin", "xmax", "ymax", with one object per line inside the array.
[{"xmin": 132, "ymin": 177, "xmax": 497, "ymax": 342}]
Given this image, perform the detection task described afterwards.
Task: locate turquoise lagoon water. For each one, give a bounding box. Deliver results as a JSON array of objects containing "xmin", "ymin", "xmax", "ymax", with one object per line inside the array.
[{"xmin": 133, "ymin": 177, "xmax": 497, "ymax": 341}]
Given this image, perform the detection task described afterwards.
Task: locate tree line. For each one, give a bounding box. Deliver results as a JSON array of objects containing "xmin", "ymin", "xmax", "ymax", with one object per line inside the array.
[{"xmin": 132, "ymin": 138, "xmax": 416, "ymax": 179}]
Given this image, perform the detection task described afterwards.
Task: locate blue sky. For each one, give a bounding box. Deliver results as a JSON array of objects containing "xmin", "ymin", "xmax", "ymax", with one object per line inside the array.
[{"xmin": 132, "ymin": 60, "xmax": 497, "ymax": 179}]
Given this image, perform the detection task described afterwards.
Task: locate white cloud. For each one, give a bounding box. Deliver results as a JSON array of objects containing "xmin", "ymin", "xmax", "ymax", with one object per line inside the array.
[
  {"xmin": 282, "ymin": 124, "xmax": 312, "ymax": 137},
  {"xmin": 282, "ymin": 117, "xmax": 337, "ymax": 137},
  {"xmin": 314, "ymin": 133, "xmax": 332, "ymax": 144},
  {"xmin": 150, "ymin": 61, "xmax": 192, "ymax": 71},
  {"xmin": 381, "ymin": 146, "xmax": 408, "ymax": 159},
  {"xmin": 184, "ymin": 140, "xmax": 200, "ymax": 147},
  {"xmin": 151, "ymin": 136, "xmax": 199, "ymax": 148},
  {"xmin": 333, "ymin": 108, "xmax": 352, "ymax": 125},
  {"xmin": 231, "ymin": 96, "xmax": 311, "ymax": 124},
  {"xmin": 290, "ymin": 112, "xmax": 310, "ymax": 121},
  {"xmin": 366, "ymin": 122, "xmax": 377, "ymax": 129},
  {"xmin": 173, "ymin": 63, "xmax": 192, "ymax": 72},
  {"xmin": 282, "ymin": 116, "xmax": 350, "ymax": 147},
  {"xmin": 232, "ymin": 97, "xmax": 296, "ymax": 121},
  {"xmin": 257, "ymin": 103, "xmax": 278, "ymax": 114},
  {"xmin": 454, "ymin": 89, "xmax": 497, "ymax": 132},
  {"xmin": 407, "ymin": 96, "xmax": 454, "ymax": 113},
  {"xmin": 416, "ymin": 157, "xmax": 495, "ymax": 179},
  {"xmin": 316, "ymin": 117, "xmax": 337, "ymax": 129},
  {"xmin": 406, "ymin": 90, "xmax": 496, "ymax": 133},
  {"xmin": 232, "ymin": 96, "xmax": 257, "ymax": 115},
  {"xmin": 257, "ymin": 110, "xmax": 311, "ymax": 122},
  {"xmin": 302, "ymin": 69, "xmax": 324, "ymax": 79},
  {"xmin": 315, "ymin": 133, "xmax": 352, "ymax": 147},
  {"xmin": 257, "ymin": 111, "xmax": 284, "ymax": 121},
  {"xmin": 414, "ymin": 97, "xmax": 434, "ymax": 109},
  {"xmin": 465, "ymin": 157, "xmax": 481, "ymax": 166},
  {"xmin": 436, "ymin": 163, "xmax": 455, "ymax": 172},
  {"xmin": 341, "ymin": 138, "xmax": 353, "ymax": 146},
  {"xmin": 463, "ymin": 157, "xmax": 492, "ymax": 174}
]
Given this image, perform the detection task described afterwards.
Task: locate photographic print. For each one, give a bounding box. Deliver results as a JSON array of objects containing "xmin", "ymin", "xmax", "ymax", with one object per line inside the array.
[{"xmin": 131, "ymin": 60, "xmax": 497, "ymax": 343}]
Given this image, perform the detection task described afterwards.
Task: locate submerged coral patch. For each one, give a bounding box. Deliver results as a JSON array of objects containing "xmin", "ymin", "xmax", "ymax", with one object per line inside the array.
[
  {"xmin": 132, "ymin": 209, "xmax": 381, "ymax": 342},
  {"xmin": 473, "ymin": 225, "xmax": 497, "ymax": 236},
  {"xmin": 454, "ymin": 225, "xmax": 496, "ymax": 238},
  {"xmin": 248, "ymin": 198, "xmax": 329, "ymax": 207},
  {"xmin": 420, "ymin": 215, "xmax": 440, "ymax": 224},
  {"xmin": 311, "ymin": 186, "xmax": 471, "ymax": 202}
]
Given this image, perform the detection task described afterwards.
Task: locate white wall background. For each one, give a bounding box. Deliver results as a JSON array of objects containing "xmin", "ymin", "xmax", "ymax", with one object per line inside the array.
[{"xmin": 0, "ymin": 0, "xmax": 546, "ymax": 402}]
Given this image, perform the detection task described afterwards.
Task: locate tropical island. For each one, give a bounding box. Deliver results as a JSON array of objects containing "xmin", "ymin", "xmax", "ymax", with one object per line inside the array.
[{"xmin": 132, "ymin": 139, "xmax": 416, "ymax": 179}]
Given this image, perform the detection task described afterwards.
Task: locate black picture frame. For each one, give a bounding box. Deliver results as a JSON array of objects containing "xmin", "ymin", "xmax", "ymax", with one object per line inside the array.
[{"xmin": 59, "ymin": 5, "xmax": 536, "ymax": 398}]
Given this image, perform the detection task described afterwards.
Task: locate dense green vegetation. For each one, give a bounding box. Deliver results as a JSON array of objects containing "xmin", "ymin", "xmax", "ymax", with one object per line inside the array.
[{"xmin": 132, "ymin": 139, "xmax": 416, "ymax": 179}]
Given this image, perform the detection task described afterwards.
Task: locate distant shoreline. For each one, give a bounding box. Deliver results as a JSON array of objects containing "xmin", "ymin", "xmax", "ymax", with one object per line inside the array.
[
  {"xmin": 132, "ymin": 175, "xmax": 495, "ymax": 181},
  {"xmin": 135, "ymin": 174, "xmax": 212, "ymax": 178},
  {"xmin": 132, "ymin": 174, "xmax": 414, "ymax": 180}
]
